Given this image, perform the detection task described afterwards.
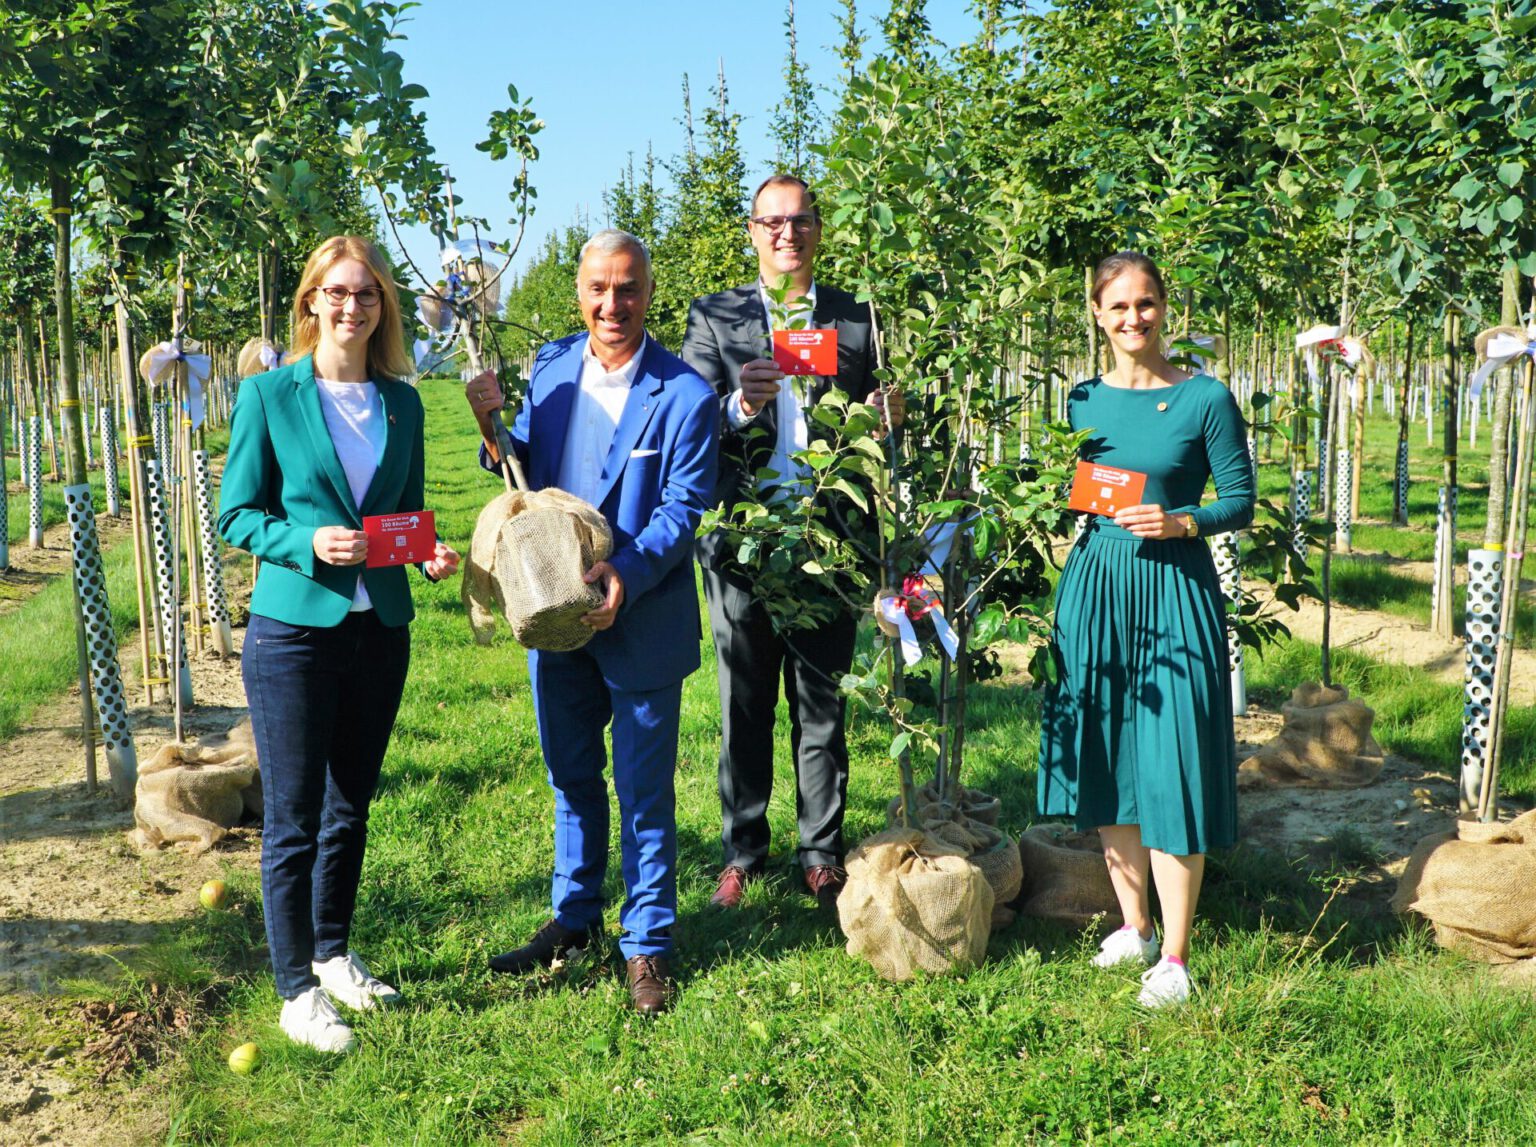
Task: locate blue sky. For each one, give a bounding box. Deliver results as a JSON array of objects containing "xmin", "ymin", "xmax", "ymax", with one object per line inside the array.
[{"xmin": 384, "ymin": 1, "xmax": 984, "ymax": 280}]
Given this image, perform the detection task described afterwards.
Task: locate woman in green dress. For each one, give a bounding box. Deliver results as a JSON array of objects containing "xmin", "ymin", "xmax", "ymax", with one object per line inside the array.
[{"xmin": 1037, "ymin": 252, "xmax": 1254, "ymax": 1008}]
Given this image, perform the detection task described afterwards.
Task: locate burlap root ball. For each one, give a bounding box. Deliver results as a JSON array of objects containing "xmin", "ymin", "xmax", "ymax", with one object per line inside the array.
[
  {"xmin": 838, "ymin": 828, "xmax": 994, "ymax": 982},
  {"xmin": 1392, "ymin": 809, "xmax": 1536, "ymax": 963},
  {"xmin": 1012, "ymin": 823, "xmax": 1122, "ymax": 928},
  {"xmin": 886, "ymin": 782, "xmax": 1021, "ymax": 930},
  {"xmin": 134, "ymin": 720, "xmax": 261, "ymax": 852},
  {"xmin": 462, "ymin": 487, "xmax": 613, "ymax": 651},
  {"xmin": 1238, "ymin": 681, "xmax": 1384, "ymax": 789},
  {"xmin": 236, "ymin": 337, "xmax": 284, "ymax": 379}
]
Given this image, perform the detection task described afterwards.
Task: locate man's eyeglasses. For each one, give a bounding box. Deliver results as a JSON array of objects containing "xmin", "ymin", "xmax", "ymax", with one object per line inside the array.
[
  {"xmin": 313, "ymin": 285, "xmax": 383, "ymax": 307},
  {"xmin": 749, "ymin": 214, "xmax": 818, "ymax": 234}
]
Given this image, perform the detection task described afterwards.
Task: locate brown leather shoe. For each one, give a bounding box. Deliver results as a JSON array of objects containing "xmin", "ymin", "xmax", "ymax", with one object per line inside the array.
[
  {"xmin": 804, "ymin": 864, "xmax": 847, "ymax": 912},
  {"xmin": 488, "ymin": 919, "xmax": 602, "ymax": 975},
  {"xmin": 625, "ymin": 955, "xmax": 674, "ymax": 1015},
  {"xmin": 710, "ymin": 865, "xmax": 753, "ymax": 909}
]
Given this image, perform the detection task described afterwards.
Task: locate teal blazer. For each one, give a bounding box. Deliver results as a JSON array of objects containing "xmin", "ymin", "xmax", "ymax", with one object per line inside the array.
[{"xmin": 218, "ymin": 353, "xmax": 426, "ymax": 627}]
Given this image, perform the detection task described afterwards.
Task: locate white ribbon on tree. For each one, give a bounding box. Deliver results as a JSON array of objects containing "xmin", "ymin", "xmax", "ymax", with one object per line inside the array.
[
  {"xmin": 143, "ymin": 340, "xmax": 213, "ymax": 430},
  {"xmin": 1296, "ymin": 324, "xmax": 1364, "ymax": 397},
  {"xmin": 877, "ymin": 575, "xmax": 961, "ymax": 667},
  {"xmin": 1469, "ymin": 331, "xmax": 1536, "ymax": 398},
  {"xmin": 258, "ymin": 344, "xmax": 286, "ymax": 370}
]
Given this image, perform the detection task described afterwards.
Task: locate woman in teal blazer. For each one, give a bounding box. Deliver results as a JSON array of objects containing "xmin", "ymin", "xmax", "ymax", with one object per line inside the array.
[{"xmin": 219, "ymin": 235, "xmax": 459, "ymax": 1054}]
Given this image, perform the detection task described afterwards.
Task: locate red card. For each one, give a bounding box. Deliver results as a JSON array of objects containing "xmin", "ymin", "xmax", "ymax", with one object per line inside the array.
[
  {"xmin": 772, "ymin": 329, "xmax": 838, "ymax": 376},
  {"xmin": 1067, "ymin": 461, "xmax": 1147, "ymax": 517},
  {"xmin": 363, "ymin": 509, "xmax": 435, "ymax": 568}
]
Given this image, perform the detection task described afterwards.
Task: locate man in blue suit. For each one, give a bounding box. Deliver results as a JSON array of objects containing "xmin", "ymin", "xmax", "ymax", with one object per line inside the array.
[{"xmin": 465, "ymin": 229, "xmax": 717, "ymax": 1014}]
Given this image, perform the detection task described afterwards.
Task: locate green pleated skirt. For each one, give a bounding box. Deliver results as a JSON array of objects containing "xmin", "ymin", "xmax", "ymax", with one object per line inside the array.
[{"xmin": 1036, "ymin": 524, "xmax": 1238, "ymax": 855}]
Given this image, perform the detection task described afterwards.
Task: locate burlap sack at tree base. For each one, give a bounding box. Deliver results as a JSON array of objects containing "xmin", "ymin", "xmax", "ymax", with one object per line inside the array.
[
  {"xmin": 1238, "ymin": 681, "xmax": 1384, "ymax": 789},
  {"xmin": 135, "ymin": 720, "xmax": 261, "ymax": 853},
  {"xmin": 1391, "ymin": 809, "xmax": 1536, "ymax": 963},
  {"xmin": 886, "ymin": 782, "xmax": 1022, "ymax": 930},
  {"xmin": 839, "ymin": 828, "xmax": 994, "ymax": 982},
  {"xmin": 1013, "ymin": 823, "xmax": 1122, "ymax": 928},
  {"xmin": 462, "ymin": 488, "xmax": 612, "ymax": 651}
]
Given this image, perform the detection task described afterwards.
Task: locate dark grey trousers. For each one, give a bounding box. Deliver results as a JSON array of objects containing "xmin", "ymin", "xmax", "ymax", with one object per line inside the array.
[{"xmin": 702, "ymin": 564, "xmax": 857, "ymax": 872}]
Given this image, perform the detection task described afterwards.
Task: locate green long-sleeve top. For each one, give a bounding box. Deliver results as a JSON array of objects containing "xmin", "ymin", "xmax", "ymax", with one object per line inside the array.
[{"xmin": 1068, "ymin": 373, "xmax": 1255, "ymax": 538}]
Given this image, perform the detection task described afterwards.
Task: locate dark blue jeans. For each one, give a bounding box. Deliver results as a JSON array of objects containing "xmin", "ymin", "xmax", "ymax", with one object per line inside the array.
[{"xmin": 242, "ymin": 611, "xmax": 410, "ymax": 1000}]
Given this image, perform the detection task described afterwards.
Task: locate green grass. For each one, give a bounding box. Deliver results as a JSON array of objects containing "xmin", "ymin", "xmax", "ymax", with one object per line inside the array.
[
  {"xmin": 8, "ymin": 386, "xmax": 1536, "ymax": 1143},
  {"xmin": 1325, "ymin": 557, "xmax": 1536, "ymax": 648},
  {"xmin": 4, "ymin": 423, "xmax": 229, "ymax": 546},
  {"xmin": 0, "ymin": 424, "xmax": 231, "ymax": 739}
]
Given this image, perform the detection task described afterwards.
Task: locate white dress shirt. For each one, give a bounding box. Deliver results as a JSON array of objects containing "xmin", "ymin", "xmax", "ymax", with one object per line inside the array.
[
  {"xmin": 726, "ymin": 282, "xmax": 818, "ymax": 492},
  {"xmin": 556, "ymin": 340, "xmax": 644, "ymax": 506},
  {"xmin": 315, "ymin": 377, "xmax": 386, "ymax": 611}
]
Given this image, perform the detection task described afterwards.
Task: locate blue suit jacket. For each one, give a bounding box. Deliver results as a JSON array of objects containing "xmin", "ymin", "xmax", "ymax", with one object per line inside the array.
[{"xmin": 483, "ymin": 333, "xmax": 718, "ymax": 692}]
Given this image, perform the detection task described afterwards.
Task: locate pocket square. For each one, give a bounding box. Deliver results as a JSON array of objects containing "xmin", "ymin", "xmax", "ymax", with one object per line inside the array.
[{"xmin": 629, "ymin": 449, "xmax": 659, "ymax": 458}]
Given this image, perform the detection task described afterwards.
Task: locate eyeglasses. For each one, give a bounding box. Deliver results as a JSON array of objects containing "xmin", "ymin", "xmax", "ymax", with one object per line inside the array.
[
  {"xmin": 313, "ymin": 285, "xmax": 383, "ymax": 307},
  {"xmin": 749, "ymin": 213, "xmax": 818, "ymax": 233}
]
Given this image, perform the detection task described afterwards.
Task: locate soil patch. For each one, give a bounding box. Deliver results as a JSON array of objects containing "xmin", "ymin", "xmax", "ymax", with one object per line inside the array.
[{"xmin": 1277, "ymin": 595, "xmax": 1536, "ymax": 706}]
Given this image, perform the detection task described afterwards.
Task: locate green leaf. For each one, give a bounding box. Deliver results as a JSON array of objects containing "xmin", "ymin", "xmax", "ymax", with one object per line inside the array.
[
  {"xmin": 1450, "ymin": 173, "xmax": 1482, "ymax": 202},
  {"xmin": 1497, "ymin": 161, "xmax": 1524, "ymax": 188},
  {"xmin": 1343, "ymin": 165, "xmax": 1367, "ymax": 195},
  {"xmin": 888, "ymin": 731, "xmax": 911, "ymax": 759},
  {"xmin": 1373, "ymin": 188, "xmax": 1397, "ymax": 209},
  {"xmin": 1333, "ymin": 196, "xmax": 1357, "ymax": 221},
  {"xmin": 1498, "ymin": 195, "xmax": 1523, "ymax": 223}
]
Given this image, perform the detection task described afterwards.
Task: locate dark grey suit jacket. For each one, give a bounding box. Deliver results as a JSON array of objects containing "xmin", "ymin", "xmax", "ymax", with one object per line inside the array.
[{"xmin": 681, "ymin": 282, "xmax": 876, "ymax": 569}]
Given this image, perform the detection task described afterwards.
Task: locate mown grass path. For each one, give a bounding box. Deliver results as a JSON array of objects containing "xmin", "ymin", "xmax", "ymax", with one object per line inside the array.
[{"xmin": 107, "ymin": 380, "xmax": 1532, "ymax": 1145}]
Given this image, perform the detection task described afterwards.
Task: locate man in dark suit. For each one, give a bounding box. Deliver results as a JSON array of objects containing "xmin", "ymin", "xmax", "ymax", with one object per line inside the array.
[
  {"xmin": 466, "ymin": 229, "xmax": 718, "ymax": 1013},
  {"xmin": 682, "ymin": 174, "xmax": 902, "ymax": 912}
]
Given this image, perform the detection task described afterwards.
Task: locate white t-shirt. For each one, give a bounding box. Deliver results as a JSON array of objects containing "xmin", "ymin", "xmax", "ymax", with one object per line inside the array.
[
  {"xmin": 315, "ymin": 377, "xmax": 386, "ymax": 611},
  {"xmin": 556, "ymin": 342, "xmax": 643, "ymax": 506}
]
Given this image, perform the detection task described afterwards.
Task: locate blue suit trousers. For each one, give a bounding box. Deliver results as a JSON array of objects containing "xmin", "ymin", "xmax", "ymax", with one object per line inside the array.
[{"xmin": 529, "ymin": 646, "xmax": 682, "ymax": 959}]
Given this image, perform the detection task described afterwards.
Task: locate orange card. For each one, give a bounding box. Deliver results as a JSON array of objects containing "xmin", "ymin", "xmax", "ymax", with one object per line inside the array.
[
  {"xmin": 1067, "ymin": 461, "xmax": 1147, "ymax": 517},
  {"xmin": 363, "ymin": 510, "xmax": 435, "ymax": 567},
  {"xmin": 772, "ymin": 329, "xmax": 838, "ymax": 376}
]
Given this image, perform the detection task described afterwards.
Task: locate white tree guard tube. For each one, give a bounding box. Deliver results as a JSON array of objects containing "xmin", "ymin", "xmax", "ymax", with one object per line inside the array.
[
  {"xmin": 1335, "ymin": 445, "xmax": 1353, "ymax": 551},
  {"xmin": 145, "ymin": 459, "xmax": 194, "ymax": 707},
  {"xmin": 192, "ymin": 449, "xmax": 233, "ymax": 655},
  {"xmin": 101, "ymin": 403, "xmax": 121, "ymax": 517},
  {"xmin": 1430, "ymin": 486, "xmax": 1459, "ymax": 638},
  {"xmin": 1393, "ymin": 439, "xmax": 1409, "ymax": 523},
  {"xmin": 152, "ymin": 400, "xmax": 171, "ymax": 470},
  {"xmin": 27, "ymin": 415, "xmax": 44, "ymax": 549},
  {"xmin": 1292, "ymin": 470, "xmax": 1311, "ymax": 557},
  {"xmin": 1461, "ymin": 547, "xmax": 1503, "ymax": 811},
  {"xmin": 1211, "ymin": 531, "xmax": 1247, "ymax": 716},
  {"xmin": 64, "ymin": 483, "xmax": 138, "ymax": 799}
]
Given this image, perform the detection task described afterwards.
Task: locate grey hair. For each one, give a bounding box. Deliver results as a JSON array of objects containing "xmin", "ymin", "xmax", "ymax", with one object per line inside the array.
[{"xmin": 579, "ymin": 228, "xmax": 652, "ymax": 280}]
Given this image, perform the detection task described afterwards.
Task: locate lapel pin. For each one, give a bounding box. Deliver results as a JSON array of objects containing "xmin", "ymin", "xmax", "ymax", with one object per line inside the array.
[
  {"xmin": 1157, "ymin": 401, "xmax": 1168, "ymax": 412},
  {"xmin": 389, "ymin": 414, "xmax": 397, "ymax": 424}
]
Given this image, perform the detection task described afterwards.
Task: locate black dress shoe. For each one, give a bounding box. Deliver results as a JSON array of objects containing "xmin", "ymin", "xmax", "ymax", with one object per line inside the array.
[
  {"xmin": 489, "ymin": 919, "xmax": 603, "ymax": 975},
  {"xmin": 625, "ymin": 955, "xmax": 674, "ymax": 1015}
]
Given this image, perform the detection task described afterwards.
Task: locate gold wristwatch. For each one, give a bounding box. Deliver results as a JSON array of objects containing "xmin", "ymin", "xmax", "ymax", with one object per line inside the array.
[{"xmin": 1180, "ymin": 513, "xmax": 1199, "ymax": 539}]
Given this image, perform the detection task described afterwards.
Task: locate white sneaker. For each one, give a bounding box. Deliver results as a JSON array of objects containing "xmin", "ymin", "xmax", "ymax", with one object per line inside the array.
[
  {"xmin": 1138, "ymin": 957, "xmax": 1194, "ymax": 1009},
  {"xmin": 313, "ymin": 952, "xmax": 402, "ymax": 1011},
  {"xmin": 279, "ymin": 987, "xmax": 357, "ymax": 1053},
  {"xmin": 1092, "ymin": 926, "xmax": 1160, "ymax": 968}
]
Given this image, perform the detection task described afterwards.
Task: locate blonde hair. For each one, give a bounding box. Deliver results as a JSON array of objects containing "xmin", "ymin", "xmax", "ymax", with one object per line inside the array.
[{"xmin": 290, "ymin": 236, "xmax": 413, "ymax": 381}]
